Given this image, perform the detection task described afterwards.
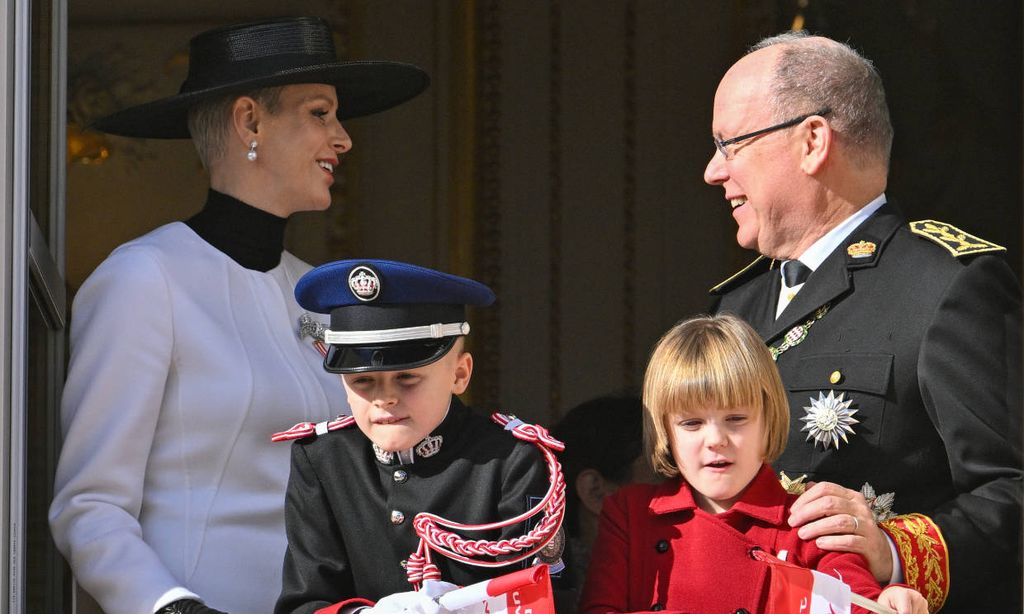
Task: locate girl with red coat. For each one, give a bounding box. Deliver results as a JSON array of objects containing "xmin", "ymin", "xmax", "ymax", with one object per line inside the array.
[{"xmin": 579, "ymin": 314, "xmax": 926, "ymax": 614}]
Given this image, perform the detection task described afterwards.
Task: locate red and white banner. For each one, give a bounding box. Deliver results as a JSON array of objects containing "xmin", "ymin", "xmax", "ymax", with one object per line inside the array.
[
  {"xmin": 438, "ymin": 565, "xmax": 554, "ymax": 614},
  {"xmin": 764, "ymin": 557, "xmax": 851, "ymax": 614},
  {"xmin": 753, "ymin": 549, "xmax": 895, "ymax": 614}
]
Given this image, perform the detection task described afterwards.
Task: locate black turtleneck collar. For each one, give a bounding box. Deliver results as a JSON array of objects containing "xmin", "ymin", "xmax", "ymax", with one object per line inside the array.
[{"xmin": 185, "ymin": 189, "xmax": 288, "ymax": 272}]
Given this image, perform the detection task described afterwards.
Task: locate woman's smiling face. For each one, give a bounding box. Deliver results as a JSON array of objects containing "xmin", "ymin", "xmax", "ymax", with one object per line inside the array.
[{"xmin": 254, "ymin": 83, "xmax": 352, "ymax": 214}]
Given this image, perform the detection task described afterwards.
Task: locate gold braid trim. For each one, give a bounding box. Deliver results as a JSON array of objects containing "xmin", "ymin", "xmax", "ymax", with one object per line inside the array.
[{"xmin": 879, "ymin": 513, "xmax": 950, "ymax": 612}]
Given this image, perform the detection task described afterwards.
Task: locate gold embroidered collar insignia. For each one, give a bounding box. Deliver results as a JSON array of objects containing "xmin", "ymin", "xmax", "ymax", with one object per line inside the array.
[{"xmin": 847, "ymin": 240, "xmax": 877, "ymax": 258}]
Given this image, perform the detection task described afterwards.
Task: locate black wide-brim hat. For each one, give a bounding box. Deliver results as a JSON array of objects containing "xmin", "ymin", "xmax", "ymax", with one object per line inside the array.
[{"xmin": 91, "ymin": 17, "xmax": 430, "ymax": 139}]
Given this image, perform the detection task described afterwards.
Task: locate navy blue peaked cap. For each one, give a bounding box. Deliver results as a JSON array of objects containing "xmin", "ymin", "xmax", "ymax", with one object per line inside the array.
[{"xmin": 295, "ymin": 259, "xmax": 495, "ymax": 373}]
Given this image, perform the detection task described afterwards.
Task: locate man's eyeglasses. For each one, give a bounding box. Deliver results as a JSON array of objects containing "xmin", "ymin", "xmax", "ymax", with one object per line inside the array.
[{"xmin": 713, "ymin": 107, "xmax": 831, "ymax": 160}]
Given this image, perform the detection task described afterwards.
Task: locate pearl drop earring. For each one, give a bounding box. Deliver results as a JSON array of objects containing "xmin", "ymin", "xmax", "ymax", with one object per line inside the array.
[{"xmin": 247, "ymin": 141, "xmax": 258, "ymax": 162}]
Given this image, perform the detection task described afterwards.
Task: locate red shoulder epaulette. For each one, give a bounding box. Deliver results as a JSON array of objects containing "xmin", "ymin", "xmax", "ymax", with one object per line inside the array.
[
  {"xmin": 492, "ymin": 413, "xmax": 565, "ymax": 452},
  {"xmin": 271, "ymin": 414, "xmax": 356, "ymax": 442}
]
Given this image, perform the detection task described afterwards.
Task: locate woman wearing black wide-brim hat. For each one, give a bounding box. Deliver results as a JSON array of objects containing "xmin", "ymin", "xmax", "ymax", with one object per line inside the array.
[{"xmin": 49, "ymin": 17, "xmax": 428, "ymax": 614}]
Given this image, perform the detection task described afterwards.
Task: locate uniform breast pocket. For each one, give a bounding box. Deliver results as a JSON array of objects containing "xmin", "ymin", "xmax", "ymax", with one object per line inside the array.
[{"xmin": 786, "ymin": 352, "xmax": 893, "ymax": 456}]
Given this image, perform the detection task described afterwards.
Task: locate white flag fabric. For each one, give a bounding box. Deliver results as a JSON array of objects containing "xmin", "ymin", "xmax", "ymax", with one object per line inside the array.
[
  {"xmin": 437, "ymin": 565, "xmax": 554, "ymax": 614},
  {"xmin": 753, "ymin": 549, "xmax": 851, "ymax": 614}
]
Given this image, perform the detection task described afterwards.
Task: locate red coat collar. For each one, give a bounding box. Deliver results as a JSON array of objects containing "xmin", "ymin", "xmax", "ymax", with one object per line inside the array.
[{"xmin": 648, "ymin": 464, "xmax": 789, "ymax": 525}]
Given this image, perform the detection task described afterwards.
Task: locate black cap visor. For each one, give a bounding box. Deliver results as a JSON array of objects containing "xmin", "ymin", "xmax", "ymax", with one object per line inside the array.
[{"xmin": 325, "ymin": 337, "xmax": 459, "ymax": 374}]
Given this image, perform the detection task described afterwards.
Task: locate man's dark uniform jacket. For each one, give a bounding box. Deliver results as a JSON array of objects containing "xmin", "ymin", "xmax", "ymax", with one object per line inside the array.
[
  {"xmin": 274, "ymin": 397, "xmax": 552, "ymax": 614},
  {"xmin": 711, "ymin": 202, "xmax": 1022, "ymax": 612}
]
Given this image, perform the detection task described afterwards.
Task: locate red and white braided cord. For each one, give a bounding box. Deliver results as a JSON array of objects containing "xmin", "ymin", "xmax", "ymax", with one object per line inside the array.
[{"xmin": 405, "ymin": 413, "xmax": 566, "ymax": 587}]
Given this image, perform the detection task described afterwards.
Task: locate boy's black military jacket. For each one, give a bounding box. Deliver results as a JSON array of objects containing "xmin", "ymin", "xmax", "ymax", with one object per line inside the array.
[
  {"xmin": 275, "ymin": 397, "xmax": 550, "ymax": 614},
  {"xmin": 711, "ymin": 202, "xmax": 1022, "ymax": 612}
]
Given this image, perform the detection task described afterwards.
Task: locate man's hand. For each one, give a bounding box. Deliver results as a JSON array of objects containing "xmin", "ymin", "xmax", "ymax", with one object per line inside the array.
[{"xmin": 788, "ymin": 481, "xmax": 894, "ymax": 582}]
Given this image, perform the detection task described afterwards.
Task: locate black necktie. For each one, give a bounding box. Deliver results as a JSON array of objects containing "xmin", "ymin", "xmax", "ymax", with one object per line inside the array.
[{"xmin": 782, "ymin": 260, "xmax": 812, "ymax": 287}]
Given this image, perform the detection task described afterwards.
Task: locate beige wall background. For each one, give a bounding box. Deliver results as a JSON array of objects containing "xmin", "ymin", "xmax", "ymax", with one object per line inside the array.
[{"xmin": 67, "ymin": 1, "xmax": 1023, "ymax": 431}]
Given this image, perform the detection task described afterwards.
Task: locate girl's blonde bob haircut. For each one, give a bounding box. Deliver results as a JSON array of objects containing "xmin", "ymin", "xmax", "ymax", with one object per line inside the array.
[{"xmin": 642, "ymin": 313, "xmax": 790, "ymax": 478}]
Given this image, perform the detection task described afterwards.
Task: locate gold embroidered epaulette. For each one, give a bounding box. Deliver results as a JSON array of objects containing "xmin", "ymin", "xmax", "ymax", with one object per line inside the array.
[
  {"xmin": 709, "ymin": 256, "xmax": 772, "ymax": 294},
  {"xmin": 878, "ymin": 513, "xmax": 950, "ymax": 612},
  {"xmin": 909, "ymin": 220, "xmax": 1005, "ymax": 257}
]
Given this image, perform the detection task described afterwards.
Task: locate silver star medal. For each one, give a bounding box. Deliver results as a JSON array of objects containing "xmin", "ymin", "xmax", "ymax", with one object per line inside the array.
[{"xmin": 801, "ymin": 390, "xmax": 859, "ymax": 449}]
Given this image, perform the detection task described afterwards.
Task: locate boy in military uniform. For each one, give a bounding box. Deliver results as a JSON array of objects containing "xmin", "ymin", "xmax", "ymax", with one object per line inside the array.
[{"xmin": 273, "ymin": 260, "xmax": 563, "ymax": 614}]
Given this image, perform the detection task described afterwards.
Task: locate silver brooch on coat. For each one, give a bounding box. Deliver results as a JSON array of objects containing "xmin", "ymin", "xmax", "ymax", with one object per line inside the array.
[
  {"xmin": 298, "ymin": 313, "xmax": 326, "ymax": 342},
  {"xmin": 860, "ymin": 482, "xmax": 896, "ymax": 522},
  {"xmin": 800, "ymin": 390, "xmax": 859, "ymax": 449}
]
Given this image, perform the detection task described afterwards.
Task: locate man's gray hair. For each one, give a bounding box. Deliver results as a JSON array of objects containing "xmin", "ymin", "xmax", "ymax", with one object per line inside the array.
[
  {"xmin": 751, "ymin": 31, "xmax": 893, "ymax": 167},
  {"xmin": 187, "ymin": 86, "xmax": 285, "ymax": 170}
]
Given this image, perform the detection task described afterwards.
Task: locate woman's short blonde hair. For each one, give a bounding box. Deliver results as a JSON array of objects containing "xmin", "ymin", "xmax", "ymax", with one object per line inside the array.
[
  {"xmin": 642, "ymin": 313, "xmax": 790, "ymax": 478},
  {"xmin": 187, "ymin": 86, "xmax": 284, "ymax": 170}
]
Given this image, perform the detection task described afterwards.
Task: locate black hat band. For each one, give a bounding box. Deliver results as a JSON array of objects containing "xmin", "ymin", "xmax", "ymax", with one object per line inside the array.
[
  {"xmin": 180, "ymin": 55, "xmax": 340, "ymax": 93},
  {"xmin": 181, "ymin": 18, "xmax": 337, "ymax": 92}
]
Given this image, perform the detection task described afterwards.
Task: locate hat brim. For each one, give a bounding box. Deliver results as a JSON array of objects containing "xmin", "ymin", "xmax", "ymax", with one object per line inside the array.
[
  {"xmin": 90, "ymin": 61, "xmax": 429, "ymax": 139},
  {"xmin": 325, "ymin": 337, "xmax": 458, "ymax": 374}
]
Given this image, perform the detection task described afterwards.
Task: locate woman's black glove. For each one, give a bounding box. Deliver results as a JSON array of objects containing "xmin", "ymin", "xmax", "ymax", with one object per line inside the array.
[{"xmin": 157, "ymin": 599, "xmax": 228, "ymax": 614}]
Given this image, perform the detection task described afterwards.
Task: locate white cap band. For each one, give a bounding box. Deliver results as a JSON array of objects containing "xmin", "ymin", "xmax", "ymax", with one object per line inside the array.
[{"xmin": 323, "ymin": 321, "xmax": 470, "ymax": 345}]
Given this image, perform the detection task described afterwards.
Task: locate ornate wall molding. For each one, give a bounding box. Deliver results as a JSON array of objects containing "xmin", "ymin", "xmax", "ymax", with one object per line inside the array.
[{"xmin": 473, "ymin": 0, "xmax": 503, "ymax": 408}]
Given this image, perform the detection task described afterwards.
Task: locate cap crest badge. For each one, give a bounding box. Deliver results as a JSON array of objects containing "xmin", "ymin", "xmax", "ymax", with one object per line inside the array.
[{"xmin": 348, "ymin": 266, "xmax": 381, "ymax": 302}]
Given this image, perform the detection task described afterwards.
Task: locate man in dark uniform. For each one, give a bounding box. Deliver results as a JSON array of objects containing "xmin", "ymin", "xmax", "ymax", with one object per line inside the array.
[
  {"xmin": 705, "ymin": 32, "xmax": 1021, "ymax": 612},
  {"xmin": 273, "ymin": 260, "xmax": 564, "ymax": 614}
]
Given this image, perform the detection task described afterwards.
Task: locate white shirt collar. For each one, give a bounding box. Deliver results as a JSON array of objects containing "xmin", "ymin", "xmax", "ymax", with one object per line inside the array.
[
  {"xmin": 775, "ymin": 194, "xmax": 886, "ymax": 319},
  {"xmin": 794, "ymin": 193, "xmax": 887, "ymax": 272}
]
